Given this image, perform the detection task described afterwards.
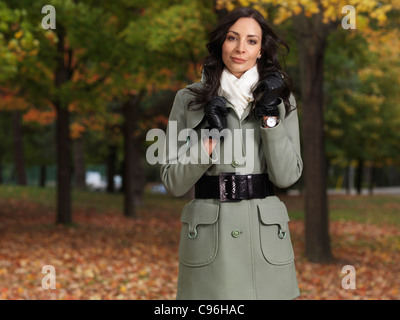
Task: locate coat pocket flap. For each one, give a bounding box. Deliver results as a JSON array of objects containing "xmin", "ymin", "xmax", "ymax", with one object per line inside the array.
[
  {"xmin": 179, "ymin": 201, "xmax": 220, "ymax": 267},
  {"xmin": 181, "ymin": 202, "xmax": 219, "ymax": 234},
  {"xmin": 257, "ymin": 201, "xmax": 290, "ymax": 233},
  {"xmin": 257, "ymin": 201, "xmax": 294, "ymax": 265}
]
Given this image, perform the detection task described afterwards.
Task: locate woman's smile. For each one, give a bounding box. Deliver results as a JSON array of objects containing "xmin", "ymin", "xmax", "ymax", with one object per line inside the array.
[{"xmin": 231, "ymin": 57, "xmax": 247, "ymax": 63}]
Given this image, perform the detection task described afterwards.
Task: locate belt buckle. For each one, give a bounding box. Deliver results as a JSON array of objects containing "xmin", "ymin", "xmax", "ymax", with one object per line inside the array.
[{"xmin": 219, "ymin": 172, "xmax": 241, "ymax": 202}]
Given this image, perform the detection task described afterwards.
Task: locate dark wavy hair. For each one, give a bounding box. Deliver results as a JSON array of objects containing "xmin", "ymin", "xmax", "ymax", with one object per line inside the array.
[{"xmin": 188, "ymin": 7, "xmax": 295, "ymax": 117}]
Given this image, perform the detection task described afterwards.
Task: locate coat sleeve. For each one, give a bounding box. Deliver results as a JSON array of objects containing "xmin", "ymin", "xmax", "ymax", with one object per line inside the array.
[
  {"xmin": 160, "ymin": 88, "xmax": 218, "ymax": 197},
  {"xmin": 260, "ymin": 94, "xmax": 303, "ymax": 188}
]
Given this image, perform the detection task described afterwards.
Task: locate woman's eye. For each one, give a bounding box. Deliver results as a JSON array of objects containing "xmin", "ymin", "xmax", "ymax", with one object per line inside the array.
[
  {"xmin": 227, "ymin": 35, "xmax": 237, "ymax": 41},
  {"xmin": 249, "ymin": 40, "xmax": 257, "ymax": 45}
]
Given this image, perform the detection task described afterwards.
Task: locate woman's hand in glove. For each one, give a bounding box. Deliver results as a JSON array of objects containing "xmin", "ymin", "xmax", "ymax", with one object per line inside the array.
[
  {"xmin": 204, "ymin": 96, "xmax": 228, "ymax": 132},
  {"xmin": 255, "ymin": 72, "xmax": 285, "ymax": 118},
  {"xmin": 203, "ymin": 96, "xmax": 227, "ymax": 155}
]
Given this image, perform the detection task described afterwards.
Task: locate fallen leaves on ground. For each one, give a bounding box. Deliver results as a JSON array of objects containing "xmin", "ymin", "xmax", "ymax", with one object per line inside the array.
[
  {"xmin": 0, "ymin": 196, "xmax": 399, "ymax": 300},
  {"xmin": 292, "ymin": 220, "xmax": 400, "ymax": 299}
]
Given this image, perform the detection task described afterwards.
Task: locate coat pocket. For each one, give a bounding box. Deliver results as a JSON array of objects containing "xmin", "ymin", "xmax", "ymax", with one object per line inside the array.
[
  {"xmin": 257, "ymin": 201, "xmax": 294, "ymax": 265},
  {"xmin": 179, "ymin": 202, "xmax": 219, "ymax": 267}
]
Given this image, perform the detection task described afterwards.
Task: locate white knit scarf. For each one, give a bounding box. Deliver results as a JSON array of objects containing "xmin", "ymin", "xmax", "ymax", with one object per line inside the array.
[{"xmin": 218, "ymin": 64, "xmax": 259, "ymax": 118}]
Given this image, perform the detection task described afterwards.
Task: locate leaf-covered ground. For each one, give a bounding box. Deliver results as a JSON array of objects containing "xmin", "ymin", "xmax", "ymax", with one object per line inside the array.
[{"xmin": 0, "ymin": 192, "xmax": 399, "ymax": 300}]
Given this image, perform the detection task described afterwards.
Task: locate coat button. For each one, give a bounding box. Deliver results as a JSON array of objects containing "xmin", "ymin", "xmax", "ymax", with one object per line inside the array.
[
  {"xmin": 232, "ymin": 159, "xmax": 240, "ymax": 167},
  {"xmin": 231, "ymin": 229, "xmax": 241, "ymax": 238}
]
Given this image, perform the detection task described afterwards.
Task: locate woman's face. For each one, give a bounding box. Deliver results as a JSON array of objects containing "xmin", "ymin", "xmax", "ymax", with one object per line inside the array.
[{"xmin": 222, "ymin": 17, "xmax": 262, "ymax": 78}]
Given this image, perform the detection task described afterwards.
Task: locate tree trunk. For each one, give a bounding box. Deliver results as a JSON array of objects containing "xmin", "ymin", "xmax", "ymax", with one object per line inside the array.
[
  {"xmin": 55, "ymin": 102, "xmax": 72, "ymax": 224},
  {"xmin": 345, "ymin": 163, "xmax": 350, "ymax": 195},
  {"xmin": 388, "ymin": 166, "xmax": 398, "ymax": 186},
  {"xmin": 356, "ymin": 159, "xmax": 364, "ymax": 195},
  {"xmin": 73, "ymin": 138, "xmax": 86, "ymax": 189},
  {"xmin": 12, "ymin": 110, "xmax": 27, "ymax": 185},
  {"xmin": 54, "ymin": 24, "xmax": 73, "ymax": 225},
  {"xmin": 39, "ymin": 165, "xmax": 46, "ymax": 187},
  {"xmin": 346, "ymin": 162, "xmax": 355, "ymax": 195},
  {"xmin": 293, "ymin": 12, "xmax": 333, "ymax": 263},
  {"xmin": 123, "ymin": 92, "xmax": 144, "ymax": 218},
  {"xmin": 132, "ymin": 137, "xmax": 145, "ymax": 205},
  {"xmin": 106, "ymin": 144, "xmax": 117, "ymax": 193},
  {"xmin": 0, "ymin": 158, "xmax": 3, "ymax": 184},
  {"xmin": 368, "ymin": 164, "xmax": 376, "ymax": 195}
]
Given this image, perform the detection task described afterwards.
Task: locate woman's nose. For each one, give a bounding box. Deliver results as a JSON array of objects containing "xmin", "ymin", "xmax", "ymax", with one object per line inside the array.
[{"xmin": 235, "ymin": 40, "xmax": 245, "ymax": 53}]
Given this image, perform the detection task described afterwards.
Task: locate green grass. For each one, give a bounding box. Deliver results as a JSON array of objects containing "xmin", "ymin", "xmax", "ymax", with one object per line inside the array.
[
  {"xmin": 329, "ymin": 195, "xmax": 400, "ymax": 226},
  {"xmin": 0, "ymin": 184, "xmax": 188, "ymax": 216},
  {"xmin": 282, "ymin": 193, "xmax": 400, "ymax": 226},
  {"xmin": 0, "ymin": 184, "xmax": 123, "ymax": 214},
  {"xmin": 0, "ymin": 184, "xmax": 399, "ymax": 226}
]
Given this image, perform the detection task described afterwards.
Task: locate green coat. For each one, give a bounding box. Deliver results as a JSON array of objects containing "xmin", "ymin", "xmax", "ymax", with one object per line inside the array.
[{"xmin": 160, "ymin": 82, "xmax": 303, "ymax": 300}]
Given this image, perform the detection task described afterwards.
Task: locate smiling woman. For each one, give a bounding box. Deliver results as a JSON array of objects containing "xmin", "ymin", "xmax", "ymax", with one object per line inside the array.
[
  {"xmin": 222, "ymin": 18, "xmax": 262, "ymax": 78},
  {"xmin": 160, "ymin": 7, "xmax": 303, "ymax": 300},
  {"xmin": 187, "ymin": 7, "xmax": 294, "ymax": 115}
]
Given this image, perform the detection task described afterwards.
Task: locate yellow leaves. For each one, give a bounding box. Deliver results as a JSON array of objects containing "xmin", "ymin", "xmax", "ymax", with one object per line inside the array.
[
  {"xmin": 392, "ymin": 0, "xmax": 400, "ymax": 9},
  {"xmin": 369, "ymin": 3, "xmax": 391, "ymax": 25},
  {"xmin": 350, "ymin": 90, "xmax": 384, "ymax": 109},
  {"xmin": 293, "ymin": 5, "xmax": 303, "ymax": 15},
  {"xmin": 363, "ymin": 28, "xmax": 400, "ymax": 67},
  {"xmin": 342, "ymin": 103, "xmax": 356, "ymax": 116},
  {"xmin": 355, "ymin": 14, "xmax": 369, "ymax": 32},
  {"xmin": 5, "ymin": 28, "xmax": 39, "ymax": 61},
  {"xmin": 15, "ymin": 30, "xmax": 23, "ymax": 39},
  {"xmin": 44, "ymin": 30, "xmax": 57, "ymax": 44},
  {"xmin": 358, "ymin": 67, "xmax": 383, "ymax": 82},
  {"xmin": 274, "ymin": 7, "xmax": 293, "ymax": 25},
  {"xmin": 304, "ymin": 1, "xmax": 320, "ymax": 17},
  {"xmin": 329, "ymin": 128, "xmax": 344, "ymax": 139},
  {"xmin": 321, "ymin": 1, "xmax": 342, "ymax": 24},
  {"xmin": 238, "ymin": 0, "xmax": 251, "ymax": 7},
  {"xmin": 356, "ymin": 0, "xmax": 377, "ymax": 12},
  {"xmin": 216, "ymin": 0, "xmax": 233, "ymax": 11},
  {"xmin": 7, "ymin": 39, "xmax": 18, "ymax": 50},
  {"xmin": 218, "ymin": 0, "xmax": 393, "ymax": 28},
  {"xmin": 244, "ymin": 3, "xmax": 268, "ymax": 17}
]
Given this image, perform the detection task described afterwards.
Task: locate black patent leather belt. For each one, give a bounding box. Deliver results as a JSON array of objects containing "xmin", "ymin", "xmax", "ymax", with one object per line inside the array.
[{"xmin": 195, "ymin": 172, "xmax": 275, "ymax": 202}]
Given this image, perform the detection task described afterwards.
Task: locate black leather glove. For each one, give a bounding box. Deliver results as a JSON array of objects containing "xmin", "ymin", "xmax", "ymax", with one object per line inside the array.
[
  {"xmin": 254, "ymin": 72, "xmax": 285, "ymax": 118},
  {"xmin": 204, "ymin": 96, "xmax": 228, "ymax": 132}
]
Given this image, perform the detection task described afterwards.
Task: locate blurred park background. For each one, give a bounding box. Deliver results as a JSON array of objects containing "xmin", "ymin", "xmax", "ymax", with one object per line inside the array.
[{"xmin": 0, "ymin": 0, "xmax": 399, "ymax": 300}]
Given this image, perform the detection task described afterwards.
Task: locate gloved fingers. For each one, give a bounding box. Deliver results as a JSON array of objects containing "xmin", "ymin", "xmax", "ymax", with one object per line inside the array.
[
  {"xmin": 257, "ymin": 72, "xmax": 284, "ymax": 91},
  {"xmin": 205, "ymin": 96, "xmax": 227, "ymax": 111}
]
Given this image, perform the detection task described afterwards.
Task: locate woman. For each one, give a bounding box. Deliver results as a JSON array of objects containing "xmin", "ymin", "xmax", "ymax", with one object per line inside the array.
[{"xmin": 160, "ymin": 7, "xmax": 302, "ymax": 300}]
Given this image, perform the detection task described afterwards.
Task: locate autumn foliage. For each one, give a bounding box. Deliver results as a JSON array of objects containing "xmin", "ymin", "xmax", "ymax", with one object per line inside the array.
[
  {"xmin": 0, "ymin": 188, "xmax": 399, "ymax": 300},
  {"xmin": 1, "ymin": 0, "xmax": 400, "ymax": 301}
]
